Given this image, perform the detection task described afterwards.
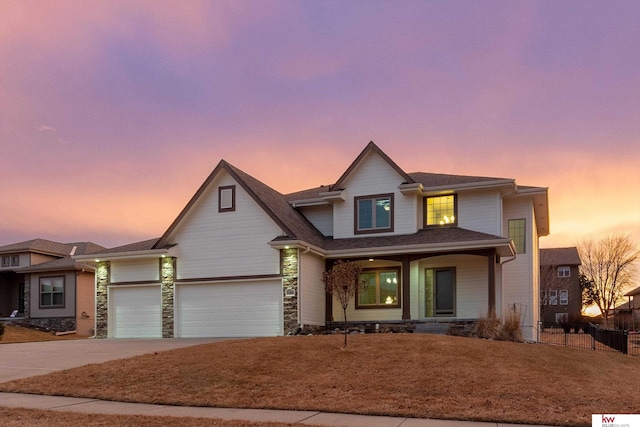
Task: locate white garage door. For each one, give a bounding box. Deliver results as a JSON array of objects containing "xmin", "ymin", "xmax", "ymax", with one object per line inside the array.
[
  {"xmin": 109, "ymin": 285, "xmax": 162, "ymax": 338},
  {"xmin": 175, "ymin": 280, "xmax": 282, "ymax": 338}
]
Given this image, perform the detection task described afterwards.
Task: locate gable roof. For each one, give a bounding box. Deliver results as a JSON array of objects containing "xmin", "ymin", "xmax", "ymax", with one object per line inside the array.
[
  {"xmin": 331, "ymin": 141, "xmax": 414, "ymax": 190},
  {"xmin": 20, "ymin": 256, "xmax": 97, "ymax": 273},
  {"xmin": 540, "ymin": 247, "xmax": 581, "ymax": 266},
  {"xmin": 154, "ymin": 160, "xmax": 326, "ymax": 249}
]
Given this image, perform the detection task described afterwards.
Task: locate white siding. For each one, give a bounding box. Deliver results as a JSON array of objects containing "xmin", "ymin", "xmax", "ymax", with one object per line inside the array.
[
  {"xmin": 457, "ymin": 189, "xmax": 502, "ymax": 235},
  {"xmin": 416, "ymin": 255, "xmax": 489, "ymax": 319},
  {"xmin": 299, "ymin": 252, "xmax": 326, "ymax": 326},
  {"xmin": 298, "ymin": 205, "xmax": 333, "ymax": 236},
  {"xmin": 333, "ymin": 151, "xmax": 417, "ymax": 238},
  {"xmin": 168, "ymin": 171, "xmax": 283, "ymax": 279},
  {"xmin": 502, "ymin": 196, "xmax": 536, "ymax": 340},
  {"xmin": 110, "ymin": 259, "xmax": 159, "ymax": 283}
]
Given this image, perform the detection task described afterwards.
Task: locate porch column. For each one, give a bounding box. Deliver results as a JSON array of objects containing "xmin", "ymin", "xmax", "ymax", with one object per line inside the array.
[
  {"xmin": 488, "ymin": 250, "xmax": 496, "ymax": 316},
  {"xmin": 402, "ymin": 256, "xmax": 411, "ymax": 320},
  {"xmin": 325, "ymin": 259, "xmax": 334, "ymax": 323},
  {"xmin": 95, "ymin": 261, "xmax": 110, "ymax": 338},
  {"xmin": 160, "ymin": 257, "xmax": 176, "ymax": 338}
]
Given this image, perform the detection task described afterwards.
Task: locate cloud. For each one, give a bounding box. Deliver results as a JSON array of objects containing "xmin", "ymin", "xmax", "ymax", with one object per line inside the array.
[{"xmin": 36, "ymin": 124, "xmax": 56, "ymax": 132}]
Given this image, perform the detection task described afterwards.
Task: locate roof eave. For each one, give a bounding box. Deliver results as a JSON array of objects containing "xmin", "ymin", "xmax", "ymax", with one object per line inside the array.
[
  {"xmin": 422, "ymin": 179, "xmax": 515, "ymax": 195},
  {"xmin": 74, "ymin": 248, "xmax": 171, "ymax": 262}
]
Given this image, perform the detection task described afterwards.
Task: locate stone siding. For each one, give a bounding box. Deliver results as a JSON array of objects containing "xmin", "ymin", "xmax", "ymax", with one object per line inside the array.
[
  {"xmin": 281, "ymin": 248, "xmax": 299, "ymax": 335},
  {"xmin": 161, "ymin": 257, "xmax": 175, "ymax": 338},
  {"xmin": 95, "ymin": 261, "xmax": 110, "ymax": 338},
  {"xmin": 23, "ymin": 274, "xmax": 31, "ymax": 319},
  {"xmin": 15, "ymin": 317, "xmax": 76, "ymax": 332}
]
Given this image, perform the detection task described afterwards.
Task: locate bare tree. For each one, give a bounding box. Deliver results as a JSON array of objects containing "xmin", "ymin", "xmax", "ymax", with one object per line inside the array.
[
  {"xmin": 322, "ymin": 260, "xmax": 366, "ymax": 347},
  {"xmin": 578, "ymin": 234, "xmax": 639, "ymax": 326}
]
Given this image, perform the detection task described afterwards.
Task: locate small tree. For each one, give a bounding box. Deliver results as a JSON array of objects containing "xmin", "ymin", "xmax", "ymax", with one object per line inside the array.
[
  {"xmin": 322, "ymin": 260, "xmax": 366, "ymax": 347},
  {"xmin": 578, "ymin": 234, "xmax": 639, "ymax": 326}
]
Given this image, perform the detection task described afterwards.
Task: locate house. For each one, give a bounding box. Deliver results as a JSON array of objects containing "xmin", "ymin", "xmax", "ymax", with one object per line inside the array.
[
  {"xmin": 539, "ymin": 247, "xmax": 582, "ymax": 325},
  {"xmin": 76, "ymin": 142, "xmax": 549, "ymax": 341},
  {"xmin": 613, "ymin": 286, "xmax": 640, "ymax": 331},
  {"xmin": 0, "ymin": 238, "xmax": 104, "ymax": 335}
]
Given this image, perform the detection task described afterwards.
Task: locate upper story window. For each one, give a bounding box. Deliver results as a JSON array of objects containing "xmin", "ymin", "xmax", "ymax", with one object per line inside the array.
[
  {"xmin": 11, "ymin": 255, "xmax": 19, "ymax": 266},
  {"xmin": 425, "ymin": 195, "xmax": 457, "ymax": 226},
  {"xmin": 508, "ymin": 218, "xmax": 526, "ymax": 254},
  {"xmin": 40, "ymin": 276, "xmax": 64, "ymax": 308},
  {"xmin": 557, "ymin": 266, "xmax": 570, "ymax": 278},
  {"xmin": 357, "ymin": 268, "xmax": 400, "ymax": 308},
  {"xmin": 355, "ymin": 194, "xmax": 393, "ymax": 234},
  {"xmin": 559, "ymin": 289, "xmax": 569, "ymax": 305},
  {"xmin": 1, "ymin": 256, "xmax": 9, "ymax": 267},
  {"xmin": 218, "ymin": 185, "xmax": 236, "ymax": 212}
]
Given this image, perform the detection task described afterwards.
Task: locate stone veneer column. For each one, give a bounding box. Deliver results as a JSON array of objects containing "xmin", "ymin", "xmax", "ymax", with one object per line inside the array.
[
  {"xmin": 281, "ymin": 248, "xmax": 299, "ymax": 334},
  {"xmin": 95, "ymin": 261, "xmax": 110, "ymax": 338},
  {"xmin": 161, "ymin": 257, "xmax": 176, "ymax": 338},
  {"xmin": 23, "ymin": 274, "xmax": 30, "ymax": 319}
]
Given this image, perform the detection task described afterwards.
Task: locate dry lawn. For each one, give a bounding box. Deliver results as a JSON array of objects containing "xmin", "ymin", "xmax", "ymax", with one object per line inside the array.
[
  {"xmin": 0, "ymin": 407, "xmax": 318, "ymax": 427},
  {"xmin": 1, "ymin": 334, "xmax": 638, "ymax": 426},
  {"xmin": 0, "ymin": 325, "xmax": 84, "ymax": 344}
]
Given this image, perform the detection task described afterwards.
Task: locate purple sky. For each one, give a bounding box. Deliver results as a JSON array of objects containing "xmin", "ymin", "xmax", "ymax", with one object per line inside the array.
[{"xmin": 1, "ymin": 1, "xmax": 639, "ymax": 249}]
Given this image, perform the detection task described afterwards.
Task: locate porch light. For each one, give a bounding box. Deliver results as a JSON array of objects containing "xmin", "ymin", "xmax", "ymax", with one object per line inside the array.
[{"xmin": 369, "ymin": 258, "xmax": 374, "ymax": 262}]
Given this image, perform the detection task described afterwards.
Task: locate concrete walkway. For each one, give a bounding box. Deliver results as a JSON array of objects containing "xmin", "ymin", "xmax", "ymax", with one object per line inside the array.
[{"xmin": 0, "ymin": 392, "xmax": 556, "ymax": 427}]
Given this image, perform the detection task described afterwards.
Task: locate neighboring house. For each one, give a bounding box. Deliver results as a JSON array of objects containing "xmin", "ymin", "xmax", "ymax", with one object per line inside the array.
[
  {"xmin": 613, "ymin": 286, "xmax": 640, "ymax": 331},
  {"xmin": 539, "ymin": 247, "xmax": 582, "ymax": 325},
  {"xmin": 0, "ymin": 239, "xmax": 104, "ymax": 335},
  {"xmin": 76, "ymin": 142, "xmax": 549, "ymax": 341}
]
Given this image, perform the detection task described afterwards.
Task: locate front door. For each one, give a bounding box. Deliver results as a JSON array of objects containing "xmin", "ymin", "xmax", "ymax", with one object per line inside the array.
[{"xmin": 425, "ymin": 268, "xmax": 456, "ymax": 317}]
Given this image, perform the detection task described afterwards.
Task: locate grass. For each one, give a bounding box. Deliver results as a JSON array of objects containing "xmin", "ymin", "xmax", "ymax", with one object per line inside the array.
[
  {"xmin": 0, "ymin": 407, "xmax": 318, "ymax": 427},
  {"xmin": 0, "ymin": 324, "xmax": 84, "ymax": 344},
  {"xmin": 1, "ymin": 334, "xmax": 638, "ymax": 426}
]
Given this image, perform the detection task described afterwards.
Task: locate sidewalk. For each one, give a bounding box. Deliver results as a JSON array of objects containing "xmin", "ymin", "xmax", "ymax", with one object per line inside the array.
[{"xmin": 0, "ymin": 392, "xmax": 556, "ymax": 427}]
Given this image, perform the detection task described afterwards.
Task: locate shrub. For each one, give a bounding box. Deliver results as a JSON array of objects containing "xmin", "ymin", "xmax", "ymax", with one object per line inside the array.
[
  {"xmin": 474, "ymin": 312, "xmax": 523, "ymax": 343},
  {"xmin": 496, "ymin": 311, "xmax": 523, "ymax": 342},
  {"xmin": 0, "ymin": 322, "xmax": 5, "ymax": 341},
  {"xmin": 475, "ymin": 314, "xmax": 501, "ymax": 339}
]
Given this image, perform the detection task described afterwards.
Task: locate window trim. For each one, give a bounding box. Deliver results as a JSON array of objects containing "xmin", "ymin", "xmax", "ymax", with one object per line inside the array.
[
  {"xmin": 218, "ymin": 185, "xmax": 236, "ymax": 212},
  {"xmin": 557, "ymin": 266, "xmax": 570, "ymax": 278},
  {"xmin": 354, "ymin": 193, "xmax": 394, "ymax": 235},
  {"xmin": 356, "ymin": 267, "xmax": 401, "ymax": 309},
  {"xmin": 424, "ymin": 194, "xmax": 458, "ymax": 227},
  {"xmin": 39, "ymin": 276, "xmax": 65, "ymax": 309},
  {"xmin": 508, "ymin": 218, "xmax": 526, "ymax": 254},
  {"xmin": 559, "ymin": 289, "xmax": 568, "ymax": 305}
]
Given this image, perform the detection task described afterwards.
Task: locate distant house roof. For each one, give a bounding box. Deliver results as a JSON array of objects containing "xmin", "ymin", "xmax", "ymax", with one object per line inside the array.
[
  {"xmin": 540, "ymin": 247, "xmax": 581, "ymax": 266},
  {"xmin": 625, "ymin": 286, "xmax": 640, "ymax": 297},
  {"xmin": 0, "ymin": 238, "xmax": 105, "ymax": 257},
  {"xmin": 19, "ymin": 256, "xmax": 96, "ymax": 273}
]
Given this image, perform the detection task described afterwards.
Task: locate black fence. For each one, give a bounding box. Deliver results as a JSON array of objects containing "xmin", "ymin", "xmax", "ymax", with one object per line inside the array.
[{"xmin": 538, "ymin": 322, "xmax": 639, "ymax": 356}]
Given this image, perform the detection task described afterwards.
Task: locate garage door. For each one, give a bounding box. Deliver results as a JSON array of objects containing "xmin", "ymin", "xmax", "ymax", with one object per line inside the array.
[
  {"xmin": 175, "ymin": 280, "xmax": 282, "ymax": 338},
  {"xmin": 109, "ymin": 285, "xmax": 162, "ymax": 338}
]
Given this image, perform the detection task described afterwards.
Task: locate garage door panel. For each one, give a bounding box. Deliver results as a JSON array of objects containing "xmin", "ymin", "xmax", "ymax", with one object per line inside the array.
[
  {"xmin": 176, "ymin": 281, "xmax": 282, "ymax": 338},
  {"xmin": 110, "ymin": 286, "xmax": 162, "ymax": 339}
]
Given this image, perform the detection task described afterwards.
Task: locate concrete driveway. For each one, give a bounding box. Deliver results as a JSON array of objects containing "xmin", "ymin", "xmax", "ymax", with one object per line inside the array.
[{"xmin": 0, "ymin": 338, "xmax": 225, "ymax": 383}]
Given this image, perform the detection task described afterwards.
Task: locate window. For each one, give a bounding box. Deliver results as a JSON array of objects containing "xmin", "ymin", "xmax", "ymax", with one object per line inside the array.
[
  {"xmin": 508, "ymin": 219, "xmax": 526, "ymax": 254},
  {"xmin": 218, "ymin": 185, "xmax": 236, "ymax": 212},
  {"xmin": 559, "ymin": 289, "xmax": 568, "ymax": 305},
  {"xmin": 555, "ymin": 312, "xmax": 569, "ymax": 324},
  {"xmin": 558, "ymin": 266, "xmax": 570, "ymax": 278},
  {"xmin": 540, "ymin": 290, "xmax": 547, "ymax": 305},
  {"xmin": 1, "ymin": 256, "xmax": 9, "ymax": 267},
  {"xmin": 357, "ymin": 268, "xmax": 400, "ymax": 308},
  {"xmin": 40, "ymin": 276, "xmax": 64, "ymax": 308},
  {"xmin": 355, "ymin": 194, "xmax": 393, "ymax": 234},
  {"xmin": 425, "ymin": 195, "xmax": 457, "ymax": 226},
  {"xmin": 11, "ymin": 255, "xmax": 19, "ymax": 266},
  {"xmin": 425, "ymin": 268, "xmax": 456, "ymax": 316},
  {"xmin": 549, "ymin": 289, "xmax": 558, "ymax": 305}
]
